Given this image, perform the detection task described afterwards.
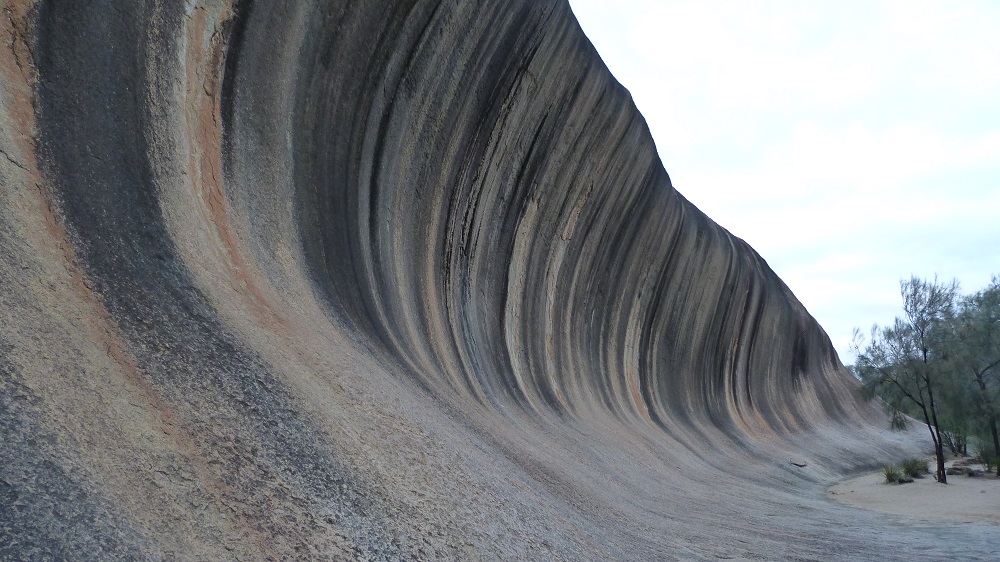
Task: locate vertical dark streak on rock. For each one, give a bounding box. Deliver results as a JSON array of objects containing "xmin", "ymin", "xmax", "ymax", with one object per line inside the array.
[
  {"xmin": 34, "ymin": 0, "xmax": 402, "ymax": 557},
  {"xmin": 4, "ymin": 0, "xmax": 977, "ymax": 558},
  {"xmin": 219, "ymin": 0, "xmax": 252, "ymax": 175}
]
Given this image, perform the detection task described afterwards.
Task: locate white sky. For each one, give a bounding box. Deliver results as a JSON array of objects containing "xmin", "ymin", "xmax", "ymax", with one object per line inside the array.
[{"xmin": 568, "ymin": 0, "xmax": 1000, "ymax": 363}]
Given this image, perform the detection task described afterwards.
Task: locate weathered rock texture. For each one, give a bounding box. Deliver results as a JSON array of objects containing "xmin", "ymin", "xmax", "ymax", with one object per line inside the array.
[{"xmin": 1, "ymin": 0, "xmax": 996, "ymax": 559}]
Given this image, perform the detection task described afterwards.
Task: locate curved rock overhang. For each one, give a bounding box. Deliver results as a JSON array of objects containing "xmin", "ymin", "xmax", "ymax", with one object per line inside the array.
[{"xmin": 1, "ymin": 1, "xmax": 992, "ymax": 559}]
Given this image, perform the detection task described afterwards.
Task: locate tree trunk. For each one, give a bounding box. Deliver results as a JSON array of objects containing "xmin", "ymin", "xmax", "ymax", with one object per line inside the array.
[
  {"xmin": 991, "ymin": 414, "xmax": 1000, "ymax": 477},
  {"xmin": 926, "ymin": 383, "xmax": 948, "ymax": 484},
  {"xmin": 975, "ymin": 372, "xmax": 1000, "ymax": 477},
  {"xmin": 934, "ymin": 433, "xmax": 948, "ymax": 484},
  {"xmin": 924, "ymin": 382, "xmax": 948, "ymax": 484},
  {"xmin": 919, "ymin": 405, "xmax": 947, "ymax": 484},
  {"xmin": 931, "ymin": 421, "xmax": 947, "ymax": 484},
  {"xmin": 919, "ymin": 350, "xmax": 950, "ymax": 483}
]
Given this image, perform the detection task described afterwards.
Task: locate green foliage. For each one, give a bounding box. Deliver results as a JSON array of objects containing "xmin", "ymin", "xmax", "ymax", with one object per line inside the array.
[
  {"xmin": 900, "ymin": 458, "xmax": 928, "ymax": 478},
  {"xmin": 853, "ymin": 275, "xmax": 1000, "ymax": 483},
  {"xmin": 882, "ymin": 465, "xmax": 914, "ymax": 484},
  {"xmin": 883, "ymin": 465, "xmax": 902, "ymax": 484},
  {"xmin": 975, "ymin": 444, "xmax": 998, "ymax": 473},
  {"xmin": 852, "ymin": 276, "xmax": 959, "ymax": 483}
]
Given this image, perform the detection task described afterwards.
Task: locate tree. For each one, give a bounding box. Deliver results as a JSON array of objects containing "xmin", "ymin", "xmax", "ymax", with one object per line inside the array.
[
  {"xmin": 852, "ymin": 276, "xmax": 959, "ymax": 484},
  {"xmin": 951, "ymin": 276, "xmax": 1000, "ymax": 476}
]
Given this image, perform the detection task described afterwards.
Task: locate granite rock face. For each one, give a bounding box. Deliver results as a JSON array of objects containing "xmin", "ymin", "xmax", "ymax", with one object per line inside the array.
[{"xmin": 1, "ymin": 1, "xmax": 995, "ymax": 559}]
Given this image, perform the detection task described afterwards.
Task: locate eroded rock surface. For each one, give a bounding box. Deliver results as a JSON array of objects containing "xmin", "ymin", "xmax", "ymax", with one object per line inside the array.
[{"xmin": 1, "ymin": 1, "xmax": 996, "ymax": 559}]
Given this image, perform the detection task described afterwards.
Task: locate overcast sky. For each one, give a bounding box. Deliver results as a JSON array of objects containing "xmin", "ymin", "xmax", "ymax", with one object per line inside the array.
[{"xmin": 568, "ymin": 0, "xmax": 1000, "ymax": 363}]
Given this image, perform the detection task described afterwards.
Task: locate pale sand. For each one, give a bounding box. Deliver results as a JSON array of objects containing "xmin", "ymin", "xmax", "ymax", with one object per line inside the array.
[{"xmin": 828, "ymin": 459, "xmax": 1000, "ymax": 525}]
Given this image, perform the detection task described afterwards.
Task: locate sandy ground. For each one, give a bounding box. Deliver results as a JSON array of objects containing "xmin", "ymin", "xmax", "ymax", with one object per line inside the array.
[{"xmin": 828, "ymin": 458, "xmax": 1000, "ymax": 525}]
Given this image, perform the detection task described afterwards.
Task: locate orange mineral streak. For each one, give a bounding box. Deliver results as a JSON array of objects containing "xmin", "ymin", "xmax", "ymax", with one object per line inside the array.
[
  {"xmin": 184, "ymin": 5, "xmax": 289, "ymax": 333},
  {"xmin": 2, "ymin": 2, "xmax": 38, "ymax": 179},
  {"xmin": 1, "ymin": 8, "xmax": 280, "ymax": 556},
  {"xmin": 2, "ymin": 0, "xmax": 187, "ymax": 464}
]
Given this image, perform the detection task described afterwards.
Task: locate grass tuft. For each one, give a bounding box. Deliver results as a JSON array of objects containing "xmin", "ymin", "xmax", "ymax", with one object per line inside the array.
[
  {"xmin": 900, "ymin": 458, "xmax": 928, "ymax": 479},
  {"xmin": 883, "ymin": 465, "xmax": 902, "ymax": 483}
]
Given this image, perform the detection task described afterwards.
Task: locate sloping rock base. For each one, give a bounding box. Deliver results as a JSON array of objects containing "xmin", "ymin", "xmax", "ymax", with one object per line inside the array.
[{"xmin": 1, "ymin": 1, "xmax": 996, "ymax": 559}]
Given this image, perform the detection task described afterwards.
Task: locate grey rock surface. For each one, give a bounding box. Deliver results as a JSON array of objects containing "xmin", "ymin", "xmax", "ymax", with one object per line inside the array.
[{"xmin": 1, "ymin": 0, "xmax": 996, "ymax": 559}]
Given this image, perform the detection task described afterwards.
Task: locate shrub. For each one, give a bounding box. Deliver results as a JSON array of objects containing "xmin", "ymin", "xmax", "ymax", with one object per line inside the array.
[
  {"xmin": 973, "ymin": 446, "xmax": 997, "ymax": 473},
  {"xmin": 883, "ymin": 465, "xmax": 902, "ymax": 483},
  {"xmin": 901, "ymin": 458, "xmax": 928, "ymax": 478},
  {"xmin": 985, "ymin": 456, "xmax": 997, "ymax": 474}
]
